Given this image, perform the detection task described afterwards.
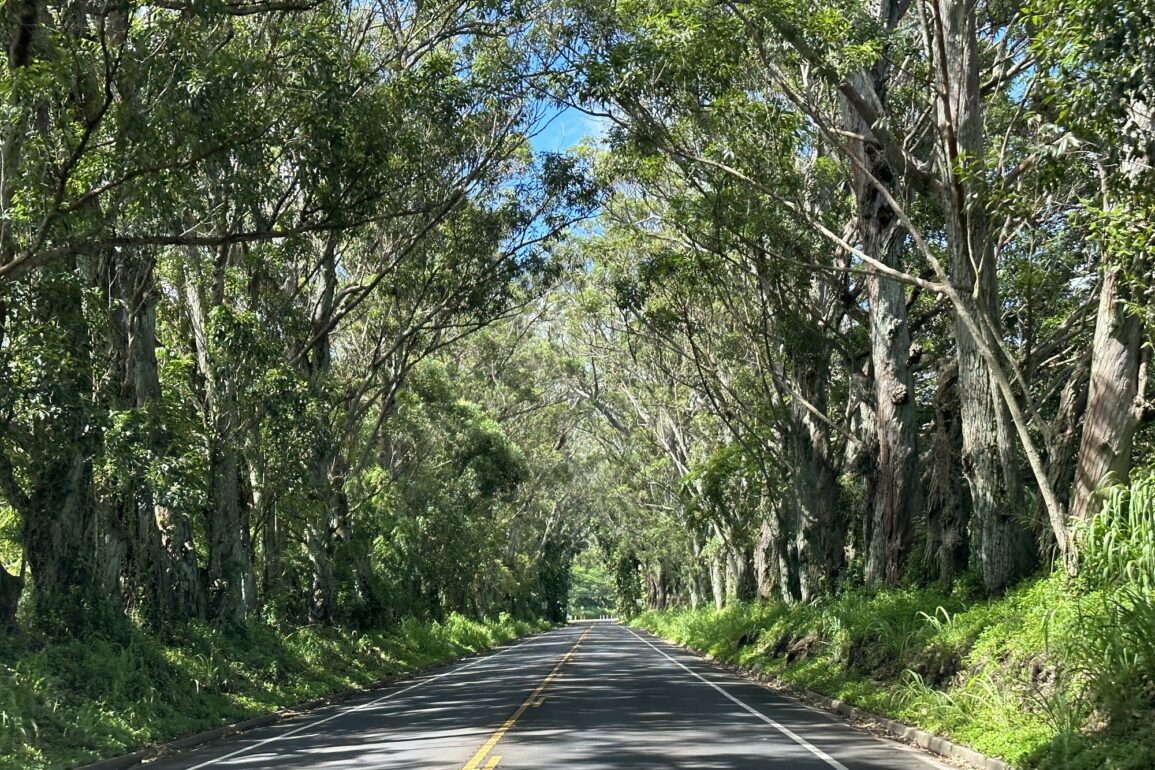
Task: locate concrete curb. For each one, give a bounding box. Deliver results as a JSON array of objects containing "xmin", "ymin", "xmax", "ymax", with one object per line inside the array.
[
  {"xmin": 647, "ymin": 633, "xmax": 1013, "ymax": 770},
  {"xmin": 68, "ymin": 631, "xmax": 542, "ymax": 770}
]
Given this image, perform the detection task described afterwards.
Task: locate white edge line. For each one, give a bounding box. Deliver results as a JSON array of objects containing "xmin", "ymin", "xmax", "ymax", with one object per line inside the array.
[
  {"xmin": 183, "ymin": 628, "xmax": 566, "ymax": 770},
  {"xmin": 624, "ymin": 626, "xmax": 851, "ymax": 770}
]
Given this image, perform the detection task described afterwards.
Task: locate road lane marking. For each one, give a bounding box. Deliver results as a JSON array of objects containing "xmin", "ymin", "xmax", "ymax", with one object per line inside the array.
[
  {"xmin": 180, "ymin": 628, "xmax": 568, "ymax": 770},
  {"xmin": 624, "ymin": 627, "xmax": 851, "ymax": 770},
  {"xmin": 483, "ymin": 755, "xmax": 502, "ymax": 769},
  {"xmin": 460, "ymin": 626, "xmax": 592, "ymax": 770}
]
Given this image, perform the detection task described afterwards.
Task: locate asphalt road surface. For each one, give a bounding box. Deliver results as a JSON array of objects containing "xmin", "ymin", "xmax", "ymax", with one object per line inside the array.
[{"xmin": 147, "ymin": 622, "xmax": 954, "ymax": 770}]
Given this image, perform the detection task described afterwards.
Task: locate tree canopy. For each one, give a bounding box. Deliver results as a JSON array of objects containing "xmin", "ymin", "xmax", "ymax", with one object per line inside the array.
[{"xmin": 0, "ymin": 0, "xmax": 1151, "ymax": 668}]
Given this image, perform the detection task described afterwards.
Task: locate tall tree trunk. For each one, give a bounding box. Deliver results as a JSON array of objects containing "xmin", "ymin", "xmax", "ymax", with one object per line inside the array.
[
  {"xmin": 730, "ymin": 544, "xmax": 755, "ymax": 602},
  {"xmin": 206, "ymin": 439, "xmax": 252, "ymax": 625},
  {"xmin": 843, "ymin": 360, "xmax": 877, "ymax": 577},
  {"xmin": 933, "ymin": 0, "xmax": 1034, "ymax": 593},
  {"xmin": 848, "ymin": 0, "xmax": 921, "ymax": 589},
  {"xmin": 25, "ymin": 263, "xmax": 102, "ymax": 617},
  {"xmin": 754, "ymin": 517, "xmax": 778, "ymax": 600},
  {"xmin": 688, "ymin": 531, "xmax": 705, "ymax": 609},
  {"xmin": 106, "ymin": 252, "xmax": 204, "ymax": 622},
  {"xmin": 709, "ymin": 545, "xmax": 725, "ymax": 609},
  {"xmin": 183, "ymin": 259, "xmax": 252, "ymax": 625},
  {"xmin": 724, "ymin": 549, "xmax": 736, "ymax": 599},
  {"xmin": 787, "ymin": 362, "xmax": 843, "ymax": 601},
  {"xmin": 302, "ymin": 237, "xmax": 345, "ymax": 624},
  {"xmin": 861, "ymin": 199, "xmax": 920, "ymax": 587},
  {"xmin": 926, "ymin": 360, "xmax": 968, "ymax": 587},
  {"xmin": 246, "ymin": 439, "xmax": 286, "ymax": 614},
  {"xmin": 306, "ymin": 452, "xmax": 350, "ymax": 624},
  {"xmin": 259, "ymin": 496, "xmax": 285, "ymax": 607},
  {"xmin": 306, "ymin": 517, "xmax": 335, "ymax": 623},
  {"xmin": 1070, "ymin": 266, "xmax": 1148, "ymax": 522}
]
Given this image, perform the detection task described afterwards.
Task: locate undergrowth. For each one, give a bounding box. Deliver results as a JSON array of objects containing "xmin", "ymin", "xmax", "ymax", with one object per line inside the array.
[
  {"xmin": 633, "ymin": 472, "xmax": 1155, "ymax": 769},
  {"xmin": 635, "ymin": 576, "xmax": 1153, "ymax": 768},
  {"xmin": 0, "ymin": 613, "xmax": 547, "ymax": 770}
]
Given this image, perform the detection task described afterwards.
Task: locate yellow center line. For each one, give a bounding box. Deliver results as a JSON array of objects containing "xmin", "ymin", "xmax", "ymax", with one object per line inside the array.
[{"xmin": 460, "ymin": 627, "xmax": 592, "ymax": 770}]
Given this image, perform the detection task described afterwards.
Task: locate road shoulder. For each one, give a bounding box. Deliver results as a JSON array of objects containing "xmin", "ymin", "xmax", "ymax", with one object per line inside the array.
[{"xmin": 629, "ymin": 626, "xmax": 1013, "ymax": 770}]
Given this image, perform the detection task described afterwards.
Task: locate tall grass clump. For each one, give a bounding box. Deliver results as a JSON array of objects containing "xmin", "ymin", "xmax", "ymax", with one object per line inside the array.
[
  {"xmin": 1023, "ymin": 472, "xmax": 1155, "ymax": 770},
  {"xmin": 1080, "ymin": 472, "xmax": 1155, "ymax": 592},
  {"xmin": 1074, "ymin": 473, "xmax": 1155, "ymax": 715}
]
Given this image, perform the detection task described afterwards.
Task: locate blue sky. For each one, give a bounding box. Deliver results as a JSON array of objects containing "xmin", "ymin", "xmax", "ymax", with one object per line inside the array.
[{"xmin": 530, "ymin": 105, "xmax": 609, "ymax": 153}]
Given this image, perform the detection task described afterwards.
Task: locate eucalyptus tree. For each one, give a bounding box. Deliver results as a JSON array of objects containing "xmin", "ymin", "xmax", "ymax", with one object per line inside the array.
[
  {"xmin": 555, "ymin": 0, "xmax": 1126, "ymax": 593},
  {"xmin": 0, "ymin": 0, "xmax": 594, "ymax": 631},
  {"xmin": 553, "ymin": 0, "xmax": 914, "ymax": 596},
  {"xmin": 841, "ymin": 0, "xmax": 924, "ymax": 587},
  {"xmin": 1029, "ymin": 0, "xmax": 1155, "ymax": 529},
  {"xmin": 720, "ymin": 0, "xmax": 1047, "ymax": 592},
  {"xmin": 439, "ymin": 303, "xmax": 605, "ymax": 618},
  {"xmin": 556, "ymin": 270, "xmax": 718, "ymax": 607},
  {"xmin": 559, "ymin": 129, "xmax": 863, "ymax": 602},
  {"xmin": 0, "ymin": 1, "xmax": 338, "ymax": 624}
]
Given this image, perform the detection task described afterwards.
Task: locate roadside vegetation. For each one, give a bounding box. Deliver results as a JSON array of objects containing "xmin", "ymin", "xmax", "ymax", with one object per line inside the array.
[
  {"xmin": 0, "ymin": 614, "xmax": 546, "ymax": 770},
  {"xmin": 635, "ymin": 472, "xmax": 1155, "ymax": 770}
]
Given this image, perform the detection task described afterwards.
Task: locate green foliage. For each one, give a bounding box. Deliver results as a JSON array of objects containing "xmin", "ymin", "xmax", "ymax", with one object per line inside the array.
[
  {"xmin": 364, "ymin": 361, "xmax": 538, "ymax": 620},
  {"xmin": 1077, "ymin": 470, "xmax": 1155, "ymax": 593},
  {"xmin": 568, "ymin": 548, "xmax": 617, "ymax": 618},
  {"xmin": 1, "ymin": 0, "xmax": 1153, "ymax": 767},
  {"xmin": 613, "ymin": 550, "xmax": 643, "ymax": 619},
  {"xmin": 1029, "ymin": 0, "xmax": 1155, "ymax": 177},
  {"xmin": 1045, "ymin": 469, "xmax": 1155, "ymax": 763}
]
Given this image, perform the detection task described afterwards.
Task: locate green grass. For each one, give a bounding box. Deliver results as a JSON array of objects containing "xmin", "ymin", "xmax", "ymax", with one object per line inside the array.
[
  {"xmin": 633, "ymin": 573, "xmax": 1155, "ymax": 769},
  {"xmin": 0, "ymin": 613, "xmax": 548, "ymax": 770}
]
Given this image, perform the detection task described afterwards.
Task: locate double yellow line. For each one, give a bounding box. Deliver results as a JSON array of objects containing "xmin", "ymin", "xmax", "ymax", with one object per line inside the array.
[{"xmin": 460, "ymin": 627, "xmax": 592, "ymax": 770}]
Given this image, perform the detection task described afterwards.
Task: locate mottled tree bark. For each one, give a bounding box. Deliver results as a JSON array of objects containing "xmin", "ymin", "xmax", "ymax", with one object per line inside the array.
[
  {"xmin": 709, "ymin": 550, "xmax": 725, "ymax": 609},
  {"xmin": 787, "ymin": 362, "xmax": 843, "ymax": 602},
  {"xmin": 306, "ymin": 456, "xmax": 350, "ymax": 625},
  {"xmin": 732, "ymin": 544, "xmax": 756, "ymax": 601},
  {"xmin": 926, "ymin": 360, "xmax": 968, "ymax": 588},
  {"xmin": 932, "ymin": 0, "xmax": 1034, "ymax": 592},
  {"xmin": 25, "ymin": 263, "xmax": 102, "ymax": 615},
  {"xmin": 106, "ymin": 253, "xmax": 204, "ymax": 622},
  {"xmin": 754, "ymin": 517, "xmax": 778, "ymax": 600},
  {"xmin": 1071, "ymin": 266, "xmax": 1148, "ymax": 523},
  {"xmin": 848, "ymin": 0, "xmax": 922, "ymax": 589},
  {"xmin": 688, "ymin": 531, "xmax": 705, "ymax": 609},
  {"xmin": 861, "ymin": 184, "xmax": 920, "ymax": 587},
  {"xmin": 302, "ymin": 238, "xmax": 349, "ymax": 624}
]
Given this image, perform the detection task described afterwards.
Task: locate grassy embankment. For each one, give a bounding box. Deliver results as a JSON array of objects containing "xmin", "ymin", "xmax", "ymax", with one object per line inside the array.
[
  {"xmin": 0, "ymin": 613, "xmax": 548, "ymax": 770},
  {"xmin": 634, "ymin": 572, "xmax": 1154, "ymax": 770}
]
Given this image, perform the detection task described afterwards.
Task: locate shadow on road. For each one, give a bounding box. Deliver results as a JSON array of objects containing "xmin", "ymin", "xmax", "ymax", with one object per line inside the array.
[{"xmin": 500, "ymin": 627, "xmax": 944, "ymax": 770}]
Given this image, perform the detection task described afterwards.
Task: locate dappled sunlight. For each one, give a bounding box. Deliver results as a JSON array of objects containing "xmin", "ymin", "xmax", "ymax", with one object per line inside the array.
[
  {"xmin": 142, "ymin": 624, "xmax": 948, "ymax": 770},
  {"xmin": 497, "ymin": 625, "xmax": 948, "ymax": 770}
]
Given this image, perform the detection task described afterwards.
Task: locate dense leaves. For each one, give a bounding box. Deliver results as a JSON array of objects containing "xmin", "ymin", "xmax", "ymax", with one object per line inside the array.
[{"xmin": 0, "ymin": 0, "xmax": 1152, "ymax": 767}]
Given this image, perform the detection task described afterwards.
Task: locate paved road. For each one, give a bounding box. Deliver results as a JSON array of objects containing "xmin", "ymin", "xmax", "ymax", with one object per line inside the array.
[{"xmin": 148, "ymin": 622, "xmax": 953, "ymax": 770}]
